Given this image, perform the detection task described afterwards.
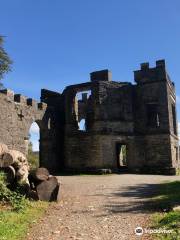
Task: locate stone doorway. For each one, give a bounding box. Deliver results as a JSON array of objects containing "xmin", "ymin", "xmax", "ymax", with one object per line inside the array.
[{"xmin": 116, "ymin": 143, "xmax": 127, "ymax": 169}]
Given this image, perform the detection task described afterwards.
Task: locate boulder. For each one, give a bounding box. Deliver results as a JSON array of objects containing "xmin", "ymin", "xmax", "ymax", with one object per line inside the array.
[{"xmin": 36, "ymin": 176, "xmax": 60, "ymax": 201}]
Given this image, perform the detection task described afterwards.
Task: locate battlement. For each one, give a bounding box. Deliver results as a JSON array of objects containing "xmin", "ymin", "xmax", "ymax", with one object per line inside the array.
[
  {"xmin": 0, "ymin": 89, "xmax": 14, "ymax": 100},
  {"xmin": 90, "ymin": 69, "xmax": 112, "ymax": 82},
  {"xmin": 27, "ymin": 98, "xmax": 37, "ymax": 107},
  {"xmin": 134, "ymin": 59, "xmax": 167, "ymax": 84},
  {"xmin": 14, "ymin": 94, "xmax": 27, "ymax": 104},
  {"xmin": 139, "ymin": 60, "xmax": 165, "ymax": 71},
  {"xmin": 0, "ymin": 89, "xmax": 47, "ymax": 110}
]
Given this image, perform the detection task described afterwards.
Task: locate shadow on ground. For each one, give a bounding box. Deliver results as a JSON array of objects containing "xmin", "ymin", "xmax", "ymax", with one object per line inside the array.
[{"xmin": 100, "ymin": 181, "xmax": 180, "ymax": 215}]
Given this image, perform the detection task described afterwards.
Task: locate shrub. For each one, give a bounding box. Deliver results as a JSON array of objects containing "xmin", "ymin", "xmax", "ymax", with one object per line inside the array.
[{"xmin": 0, "ymin": 172, "xmax": 28, "ymax": 212}]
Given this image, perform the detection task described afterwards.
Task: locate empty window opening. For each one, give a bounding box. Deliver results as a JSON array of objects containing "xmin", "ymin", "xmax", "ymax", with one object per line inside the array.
[
  {"xmin": 172, "ymin": 104, "xmax": 177, "ymax": 135},
  {"xmin": 76, "ymin": 90, "xmax": 91, "ymax": 101},
  {"xmin": 48, "ymin": 118, "xmax": 51, "ymax": 130},
  {"xmin": 78, "ymin": 118, "xmax": 86, "ymax": 131},
  {"xmin": 116, "ymin": 144, "xmax": 127, "ymax": 169},
  {"xmin": 28, "ymin": 122, "xmax": 40, "ymax": 169},
  {"xmin": 175, "ymin": 146, "xmax": 178, "ymax": 162},
  {"xmin": 146, "ymin": 104, "xmax": 160, "ymax": 127},
  {"xmin": 75, "ymin": 90, "xmax": 91, "ymax": 131}
]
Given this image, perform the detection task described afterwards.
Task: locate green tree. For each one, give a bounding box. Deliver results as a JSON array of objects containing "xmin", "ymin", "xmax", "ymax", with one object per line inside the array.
[{"xmin": 0, "ymin": 36, "xmax": 12, "ymax": 88}]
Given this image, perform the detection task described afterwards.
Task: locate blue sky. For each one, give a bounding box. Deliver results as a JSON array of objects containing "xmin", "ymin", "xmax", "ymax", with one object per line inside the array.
[{"xmin": 0, "ymin": 0, "xmax": 180, "ymax": 150}]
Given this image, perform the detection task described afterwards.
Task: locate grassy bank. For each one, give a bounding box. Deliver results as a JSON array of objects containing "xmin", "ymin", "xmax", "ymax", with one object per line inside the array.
[
  {"xmin": 0, "ymin": 201, "xmax": 48, "ymax": 240},
  {"xmin": 151, "ymin": 181, "xmax": 180, "ymax": 240},
  {"xmin": 0, "ymin": 172, "xmax": 48, "ymax": 240}
]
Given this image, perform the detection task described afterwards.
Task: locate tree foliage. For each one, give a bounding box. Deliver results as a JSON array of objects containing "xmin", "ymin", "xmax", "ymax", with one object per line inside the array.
[{"xmin": 0, "ymin": 36, "xmax": 12, "ymax": 87}]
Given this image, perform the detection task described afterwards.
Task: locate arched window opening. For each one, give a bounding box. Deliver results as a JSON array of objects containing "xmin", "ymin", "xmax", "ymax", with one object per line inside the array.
[
  {"xmin": 78, "ymin": 118, "xmax": 86, "ymax": 131},
  {"xmin": 28, "ymin": 122, "xmax": 40, "ymax": 169}
]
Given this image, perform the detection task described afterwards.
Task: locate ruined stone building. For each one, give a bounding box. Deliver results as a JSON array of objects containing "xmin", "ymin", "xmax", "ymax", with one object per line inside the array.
[{"xmin": 0, "ymin": 59, "xmax": 179, "ymax": 174}]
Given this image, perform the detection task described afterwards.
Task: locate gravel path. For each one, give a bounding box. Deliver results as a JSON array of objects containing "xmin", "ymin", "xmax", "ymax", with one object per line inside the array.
[{"xmin": 27, "ymin": 174, "xmax": 180, "ymax": 240}]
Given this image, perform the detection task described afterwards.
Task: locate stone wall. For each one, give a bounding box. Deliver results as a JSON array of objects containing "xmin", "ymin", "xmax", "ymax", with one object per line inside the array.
[
  {"xmin": 0, "ymin": 89, "xmax": 46, "ymax": 155},
  {"xmin": 0, "ymin": 89, "xmax": 62, "ymax": 173}
]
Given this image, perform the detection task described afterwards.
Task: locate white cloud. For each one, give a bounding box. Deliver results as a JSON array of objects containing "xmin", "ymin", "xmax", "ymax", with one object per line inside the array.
[{"xmin": 29, "ymin": 122, "xmax": 39, "ymax": 134}]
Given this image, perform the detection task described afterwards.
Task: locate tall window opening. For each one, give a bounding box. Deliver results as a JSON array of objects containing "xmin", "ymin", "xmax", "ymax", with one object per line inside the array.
[
  {"xmin": 146, "ymin": 104, "xmax": 160, "ymax": 127},
  {"xmin": 116, "ymin": 144, "xmax": 127, "ymax": 169},
  {"xmin": 28, "ymin": 122, "xmax": 40, "ymax": 169},
  {"xmin": 175, "ymin": 146, "xmax": 178, "ymax": 162},
  {"xmin": 172, "ymin": 104, "xmax": 177, "ymax": 135},
  {"xmin": 48, "ymin": 118, "xmax": 51, "ymax": 130},
  {"xmin": 75, "ymin": 90, "xmax": 91, "ymax": 132}
]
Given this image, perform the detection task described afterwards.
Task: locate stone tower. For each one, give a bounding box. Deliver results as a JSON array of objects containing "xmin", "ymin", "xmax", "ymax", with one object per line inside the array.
[{"xmin": 133, "ymin": 60, "xmax": 179, "ymax": 174}]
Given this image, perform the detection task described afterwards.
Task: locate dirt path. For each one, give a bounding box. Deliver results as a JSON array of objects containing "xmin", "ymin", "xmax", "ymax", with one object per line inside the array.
[{"xmin": 27, "ymin": 174, "xmax": 180, "ymax": 240}]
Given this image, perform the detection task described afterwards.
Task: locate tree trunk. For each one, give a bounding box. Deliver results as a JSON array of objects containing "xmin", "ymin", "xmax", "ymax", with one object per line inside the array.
[
  {"xmin": 1, "ymin": 150, "xmax": 28, "ymax": 169},
  {"xmin": 0, "ymin": 143, "xmax": 9, "ymax": 167},
  {"xmin": 0, "ymin": 143, "xmax": 8, "ymax": 155},
  {"xmin": 30, "ymin": 167, "xmax": 50, "ymax": 181},
  {"xmin": 36, "ymin": 176, "xmax": 60, "ymax": 201},
  {"xmin": 0, "ymin": 152, "xmax": 14, "ymax": 167},
  {"xmin": 2, "ymin": 166, "xmax": 16, "ymax": 185}
]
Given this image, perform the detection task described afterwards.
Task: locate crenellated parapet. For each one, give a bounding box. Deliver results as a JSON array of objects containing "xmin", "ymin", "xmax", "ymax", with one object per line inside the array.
[
  {"xmin": 134, "ymin": 59, "xmax": 171, "ymax": 84},
  {"xmin": 0, "ymin": 89, "xmax": 47, "ymax": 111}
]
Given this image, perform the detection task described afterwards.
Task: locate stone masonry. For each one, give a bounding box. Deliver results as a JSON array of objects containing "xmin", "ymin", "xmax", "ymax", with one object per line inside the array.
[{"xmin": 0, "ymin": 59, "xmax": 179, "ymax": 174}]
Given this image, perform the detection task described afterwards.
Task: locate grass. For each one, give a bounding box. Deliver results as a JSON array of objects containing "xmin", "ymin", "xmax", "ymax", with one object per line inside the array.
[
  {"xmin": 151, "ymin": 181, "xmax": 180, "ymax": 240},
  {"xmin": 0, "ymin": 201, "xmax": 48, "ymax": 240},
  {"xmin": 0, "ymin": 172, "xmax": 48, "ymax": 240},
  {"xmin": 176, "ymin": 168, "xmax": 180, "ymax": 176}
]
